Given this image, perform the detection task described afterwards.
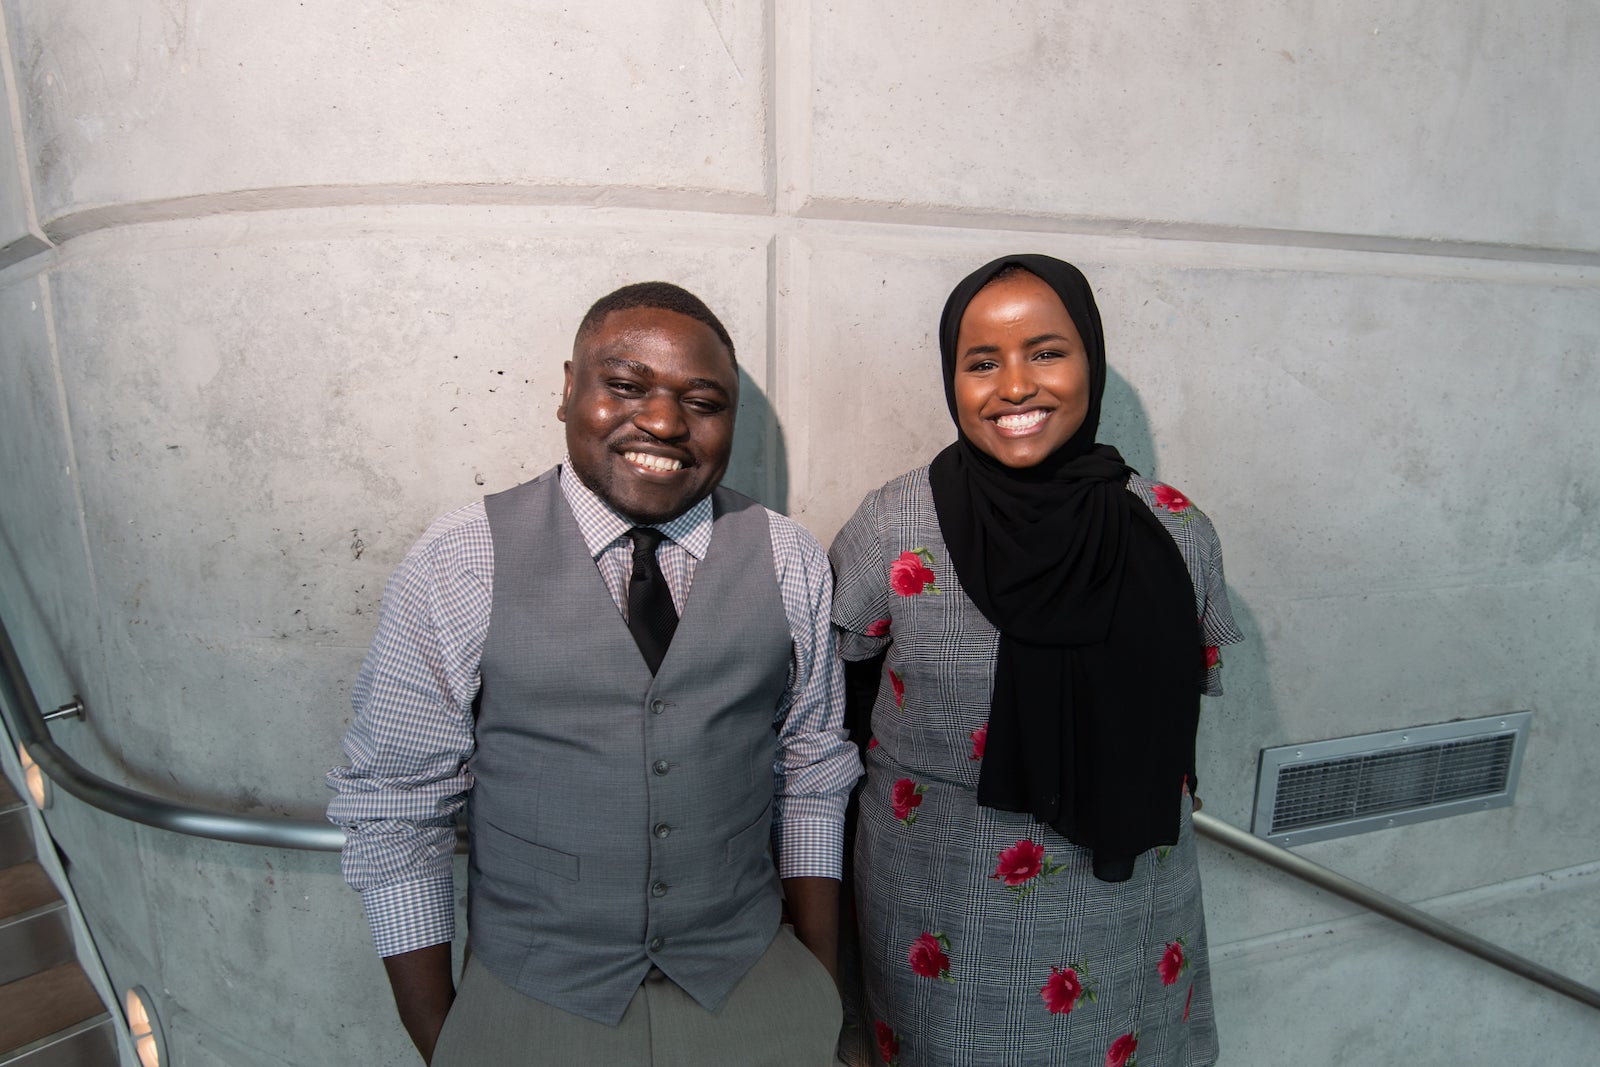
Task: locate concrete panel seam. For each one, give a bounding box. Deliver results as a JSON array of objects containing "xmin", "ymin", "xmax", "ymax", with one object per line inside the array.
[
  {"xmin": 0, "ymin": 2, "xmax": 50, "ymax": 266},
  {"xmin": 797, "ymin": 197, "xmax": 1600, "ymax": 268}
]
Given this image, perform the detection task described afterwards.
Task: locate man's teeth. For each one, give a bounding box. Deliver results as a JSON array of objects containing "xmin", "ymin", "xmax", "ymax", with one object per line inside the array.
[
  {"xmin": 625, "ymin": 451, "xmax": 683, "ymax": 472},
  {"xmin": 995, "ymin": 411, "xmax": 1048, "ymax": 431}
]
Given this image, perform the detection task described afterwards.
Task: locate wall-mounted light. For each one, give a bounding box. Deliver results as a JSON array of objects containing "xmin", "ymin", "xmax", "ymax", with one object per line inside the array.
[
  {"xmin": 17, "ymin": 744, "xmax": 50, "ymax": 810},
  {"xmin": 125, "ymin": 986, "xmax": 168, "ymax": 1067}
]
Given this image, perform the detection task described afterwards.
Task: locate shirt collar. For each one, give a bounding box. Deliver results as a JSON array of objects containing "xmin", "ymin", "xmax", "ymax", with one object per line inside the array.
[{"xmin": 559, "ymin": 459, "xmax": 715, "ymax": 562}]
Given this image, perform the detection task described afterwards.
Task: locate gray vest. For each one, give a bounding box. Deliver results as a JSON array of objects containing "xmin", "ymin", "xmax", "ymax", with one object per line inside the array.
[{"xmin": 470, "ymin": 470, "xmax": 792, "ymax": 1025}]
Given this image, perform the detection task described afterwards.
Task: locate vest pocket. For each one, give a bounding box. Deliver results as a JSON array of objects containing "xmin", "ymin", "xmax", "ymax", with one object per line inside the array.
[
  {"xmin": 725, "ymin": 800, "xmax": 773, "ymax": 866},
  {"xmin": 479, "ymin": 818, "xmax": 581, "ymax": 882}
]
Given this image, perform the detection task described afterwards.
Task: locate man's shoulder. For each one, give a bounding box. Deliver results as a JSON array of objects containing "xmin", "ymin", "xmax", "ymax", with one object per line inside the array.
[
  {"xmin": 411, "ymin": 499, "xmax": 491, "ymax": 557},
  {"xmin": 712, "ymin": 486, "xmax": 827, "ymax": 566}
]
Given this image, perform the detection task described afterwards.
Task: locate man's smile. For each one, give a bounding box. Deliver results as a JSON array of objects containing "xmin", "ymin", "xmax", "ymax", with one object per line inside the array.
[{"xmin": 622, "ymin": 450, "xmax": 686, "ymax": 474}]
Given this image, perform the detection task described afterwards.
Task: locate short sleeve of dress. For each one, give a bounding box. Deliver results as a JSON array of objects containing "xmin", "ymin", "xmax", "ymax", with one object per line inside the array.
[
  {"xmin": 828, "ymin": 488, "xmax": 893, "ymax": 662},
  {"xmin": 1196, "ymin": 517, "xmax": 1244, "ymax": 697}
]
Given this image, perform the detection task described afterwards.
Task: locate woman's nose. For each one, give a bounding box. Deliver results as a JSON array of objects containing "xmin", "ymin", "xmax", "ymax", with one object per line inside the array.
[{"xmin": 997, "ymin": 359, "xmax": 1036, "ymax": 403}]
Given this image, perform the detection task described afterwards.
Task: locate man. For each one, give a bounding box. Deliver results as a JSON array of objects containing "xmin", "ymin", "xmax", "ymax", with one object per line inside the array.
[{"xmin": 328, "ymin": 282, "xmax": 861, "ymax": 1065}]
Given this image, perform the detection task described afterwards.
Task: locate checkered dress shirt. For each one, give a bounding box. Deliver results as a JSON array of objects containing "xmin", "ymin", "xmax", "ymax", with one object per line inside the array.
[{"xmin": 327, "ymin": 463, "xmax": 860, "ymax": 957}]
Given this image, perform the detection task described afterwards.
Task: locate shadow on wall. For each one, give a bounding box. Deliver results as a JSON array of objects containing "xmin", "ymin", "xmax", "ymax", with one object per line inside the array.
[
  {"xmin": 724, "ymin": 366, "xmax": 788, "ymax": 516},
  {"xmin": 1100, "ymin": 367, "xmax": 1281, "ymax": 824}
]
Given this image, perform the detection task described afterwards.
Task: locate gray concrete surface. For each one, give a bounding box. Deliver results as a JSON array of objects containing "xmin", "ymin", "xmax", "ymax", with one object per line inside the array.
[{"xmin": 1, "ymin": 3, "xmax": 1596, "ymax": 1065}]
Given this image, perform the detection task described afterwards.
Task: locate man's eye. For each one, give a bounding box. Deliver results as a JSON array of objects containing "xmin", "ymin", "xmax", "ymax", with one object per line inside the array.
[
  {"xmin": 684, "ymin": 399, "xmax": 726, "ymax": 415},
  {"xmin": 607, "ymin": 380, "xmax": 644, "ymax": 395}
]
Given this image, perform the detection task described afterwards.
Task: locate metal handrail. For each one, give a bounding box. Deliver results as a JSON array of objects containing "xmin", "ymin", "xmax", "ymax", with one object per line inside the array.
[
  {"xmin": 0, "ymin": 613, "xmax": 344, "ymax": 851},
  {"xmin": 3, "ymin": 610, "xmax": 1597, "ymax": 1010}
]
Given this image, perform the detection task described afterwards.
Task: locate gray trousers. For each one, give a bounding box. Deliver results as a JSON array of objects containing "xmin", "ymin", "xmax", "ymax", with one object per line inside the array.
[{"xmin": 432, "ymin": 927, "xmax": 843, "ymax": 1066}]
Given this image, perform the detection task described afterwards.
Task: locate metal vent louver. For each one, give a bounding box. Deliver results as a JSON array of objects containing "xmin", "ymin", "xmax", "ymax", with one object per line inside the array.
[{"xmin": 1251, "ymin": 712, "xmax": 1530, "ymax": 846}]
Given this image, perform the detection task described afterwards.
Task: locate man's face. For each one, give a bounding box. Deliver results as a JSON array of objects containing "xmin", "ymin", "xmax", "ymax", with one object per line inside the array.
[{"xmin": 558, "ymin": 306, "xmax": 738, "ymax": 524}]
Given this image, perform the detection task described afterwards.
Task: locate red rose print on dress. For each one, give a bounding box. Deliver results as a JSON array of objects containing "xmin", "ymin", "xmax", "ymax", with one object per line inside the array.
[
  {"xmin": 1039, "ymin": 961, "xmax": 1098, "ymax": 1015},
  {"xmin": 1106, "ymin": 1031, "xmax": 1139, "ymax": 1067},
  {"xmin": 908, "ymin": 932, "xmax": 953, "ymax": 982},
  {"xmin": 1158, "ymin": 937, "xmax": 1190, "ymax": 985},
  {"xmin": 890, "ymin": 777, "xmax": 927, "ymax": 825},
  {"xmin": 874, "ymin": 1020, "xmax": 901, "ymax": 1065},
  {"xmin": 1203, "ymin": 644, "xmax": 1220, "ymax": 669},
  {"xmin": 868, "ymin": 737, "xmax": 879, "ymax": 750},
  {"xmin": 889, "ymin": 668, "xmax": 904, "ymax": 707},
  {"xmin": 866, "ymin": 618, "xmax": 892, "ymax": 637},
  {"xmin": 1151, "ymin": 484, "xmax": 1190, "ymax": 512},
  {"xmin": 991, "ymin": 839, "xmax": 1065, "ymax": 898},
  {"xmin": 969, "ymin": 722, "xmax": 987, "ymax": 760},
  {"xmin": 889, "ymin": 548, "xmax": 942, "ymax": 596}
]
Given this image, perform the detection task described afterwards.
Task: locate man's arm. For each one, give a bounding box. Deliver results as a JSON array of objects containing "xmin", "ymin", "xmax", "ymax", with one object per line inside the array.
[
  {"xmin": 326, "ymin": 506, "xmax": 491, "ymax": 1060},
  {"xmin": 781, "ymin": 876, "xmax": 841, "ymax": 983},
  {"xmin": 383, "ymin": 944, "xmax": 456, "ymax": 1064},
  {"xmin": 766, "ymin": 514, "xmax": 865, "ymax": 981}
]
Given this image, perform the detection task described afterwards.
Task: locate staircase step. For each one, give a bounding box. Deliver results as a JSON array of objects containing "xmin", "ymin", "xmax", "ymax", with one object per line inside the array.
[
  {"xmin": 0, "ymin": 862, "xmax": 60, "ymax": 921},
  {"xmin": 0, "ymin": 773, "xmax": 21, "ymax": 811},
  {"xmin": 0, "ymin": 1016, "xmax": 118, "ymax": 1067},
  {"xmin": 0, "ymin": 963, "xmax": 111, "ymax": 1060},
  {"xmin": 0, "ymin": 808, "xmax": 33, "ymax": 870},
  {"xmin": 0, "ymin": 901, "xmax": 74, "ymax": 987}
]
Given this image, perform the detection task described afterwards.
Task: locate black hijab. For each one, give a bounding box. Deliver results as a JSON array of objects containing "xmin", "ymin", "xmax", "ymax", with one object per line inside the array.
[{"xmin": 928, "ymin": 254, "xmax": 1202, "ymax": 882}]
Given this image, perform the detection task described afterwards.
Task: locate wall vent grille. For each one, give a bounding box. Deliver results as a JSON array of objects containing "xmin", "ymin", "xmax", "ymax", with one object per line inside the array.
[{"xmin": 1251, "ymin": 712, "xmax": 1531, "ymax": 847}]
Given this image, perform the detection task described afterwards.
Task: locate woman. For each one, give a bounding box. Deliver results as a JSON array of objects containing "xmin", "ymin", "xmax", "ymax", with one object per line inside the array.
[{"xmin": 831, "ymin": 254, "xmax": 1242, "ymax": 1067}]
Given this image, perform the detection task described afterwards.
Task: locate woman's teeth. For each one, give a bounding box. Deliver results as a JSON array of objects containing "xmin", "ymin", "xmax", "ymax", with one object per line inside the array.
[
  {"xmin": 994, "ymin": 411, "xmax": 1048, "ymax": 431},
  {"xmin": 625, "ymin": 451, "xmax": 683, "ymax": 472}
]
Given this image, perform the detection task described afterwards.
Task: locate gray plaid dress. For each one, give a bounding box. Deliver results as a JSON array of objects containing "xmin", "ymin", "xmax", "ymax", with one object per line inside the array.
[{"xmin": 831, "ymin": 467, "xmax": 1243, "ymax": 1067}]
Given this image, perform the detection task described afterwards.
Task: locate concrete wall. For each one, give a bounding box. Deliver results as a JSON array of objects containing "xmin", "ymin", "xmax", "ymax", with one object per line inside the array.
[{"xmin": 1, "ymin": 2, "xmax": 1595, "ymax": 1063}]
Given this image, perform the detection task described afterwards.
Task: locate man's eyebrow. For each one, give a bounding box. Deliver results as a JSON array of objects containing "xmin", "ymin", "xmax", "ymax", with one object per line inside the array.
[
  {"xmin": 598, "ymin": 358, "xmax": 731, "ymax": 397},
  {"xmin": 599, "ymin": 356, "xmax": 655, "ymax": 376}
]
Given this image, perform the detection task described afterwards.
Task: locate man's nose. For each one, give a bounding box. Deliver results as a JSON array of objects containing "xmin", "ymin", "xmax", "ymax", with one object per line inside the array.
[{"xmin": 633, "ymin": 393, "xmax": 688, "ymax": 440}]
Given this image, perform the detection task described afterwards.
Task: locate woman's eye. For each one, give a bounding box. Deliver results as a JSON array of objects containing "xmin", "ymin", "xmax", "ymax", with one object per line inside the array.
[{"xmin": 964, "ymin": 359, "xmax": 997, "ymax": 373}]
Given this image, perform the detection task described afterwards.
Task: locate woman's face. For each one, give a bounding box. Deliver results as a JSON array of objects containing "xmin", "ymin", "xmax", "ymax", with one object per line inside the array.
[{"xmin": 952, "ymin": 271, "xmax": 1091, "ymax": 468}]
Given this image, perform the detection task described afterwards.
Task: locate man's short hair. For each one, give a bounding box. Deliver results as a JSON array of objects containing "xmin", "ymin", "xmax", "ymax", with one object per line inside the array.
[{"xmin": 576, "ymin": 282, "xmax": 736, "ymax": 365}]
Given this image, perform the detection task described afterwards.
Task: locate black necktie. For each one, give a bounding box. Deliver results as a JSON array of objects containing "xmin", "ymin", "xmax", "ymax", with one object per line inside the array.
[{"xmin": 626, "ymin": 526, "xmax": 678, "ymax": 674}]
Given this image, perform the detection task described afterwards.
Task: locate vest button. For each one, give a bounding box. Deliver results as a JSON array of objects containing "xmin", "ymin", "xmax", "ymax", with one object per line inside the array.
[
  {"xmin": 652, "ymin": 759, "xmax": 669, "ymax": 775},
  {"xmin": 650, "ymin": 699, "xmax": 666, "ymax": 714},
  {"xmin": 651, "ymin": 881, "xmax": 668, "ymax": 897},
  {"xmin": 654, "ymin": 823, "xmax": 671, "ymax": 839},
  {"xmin": 649, "ymin": 936, "xmax": 664, "ymax": 952}
]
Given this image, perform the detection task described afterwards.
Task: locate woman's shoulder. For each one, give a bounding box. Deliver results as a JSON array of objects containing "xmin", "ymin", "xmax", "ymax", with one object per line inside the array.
[{"xmin": 1125, "ymin": 473, "xmax": 1223, "ymax": 551}]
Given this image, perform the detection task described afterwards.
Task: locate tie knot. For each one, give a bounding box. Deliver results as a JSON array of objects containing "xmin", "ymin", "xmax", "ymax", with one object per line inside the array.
[{"xmin": 628, "ymin": 526, "xmax": 666, "ymax": 572}]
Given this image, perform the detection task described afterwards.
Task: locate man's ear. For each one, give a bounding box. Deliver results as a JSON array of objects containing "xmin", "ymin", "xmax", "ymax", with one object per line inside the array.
[{"xmin": 556, "ymin": 360, "xmax": 573, "ymax": 422}]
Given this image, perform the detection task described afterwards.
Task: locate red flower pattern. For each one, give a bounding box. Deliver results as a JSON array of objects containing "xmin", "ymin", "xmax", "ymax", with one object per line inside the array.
[
  {"xmin": 889, "ymin": 548, "xmax": 941, "ymax": 596},
  {"xmin": 868, "ymin": 737, "xmax": 879, "ymax": 750},
  {"xmin": 991, "ymin": 839, "xmax": 1044, "ymax": 886},
  {"xmin": 969, "ymin": 722, "xmax": 987, "ymax": 760},
  {"xmin": 889, "ymin": 668, "xmax": 904, "ymax": 707},
  {"xmin": 1106, "ymin": 1032, "xmax": 1139, "ymax": 1067},
  {"xmin": 1158, "ymin": 937, "xmax": 1189, "ymax": 985},
  {"xmin": 874, "ymin": 1020, "xmax": 901, "ymax": 1065},
  {"xmin": 1039, "ymin": 966, "xmax": 1084, "ymax": 1015},
  {"xmin": 1183, "ymin": 983, "xmax": 1193, "ymax": 1022},
  {"xmin": 991, "ymin": 838, "xmax": 1064, "ymax": 897},
  {"xmin": 1203, "ymin": 644, "xmax": 1220, "ymax": 669},
  {"xmin": 866, "ymin": 618, "xmax": 892, "ymax": 637},
  {"xmin": 890, "ymin": 777, "xmax": 926, "ymax": 824},
  {"xmin": 1151, "ymin": 484, "xmax": 1190, "ymax": 513},
  {"xmin": 908, "ymin": 932, "xmax": 953, "ymax": 981}
]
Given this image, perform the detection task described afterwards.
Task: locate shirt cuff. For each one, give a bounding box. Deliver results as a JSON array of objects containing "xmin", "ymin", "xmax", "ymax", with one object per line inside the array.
[
  {"xmin": 362, "ymin": 876, "xmax": 457, "ymax": 957},
  {"xmin": 774, "ymin": 806, "xmax": 847, "ymax": 881}
]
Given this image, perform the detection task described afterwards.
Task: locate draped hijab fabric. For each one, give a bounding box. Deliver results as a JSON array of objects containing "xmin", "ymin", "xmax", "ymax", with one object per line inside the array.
[{"xmin": 927, "ymin": 254, "xmax": 1202, "ymax": 881}]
